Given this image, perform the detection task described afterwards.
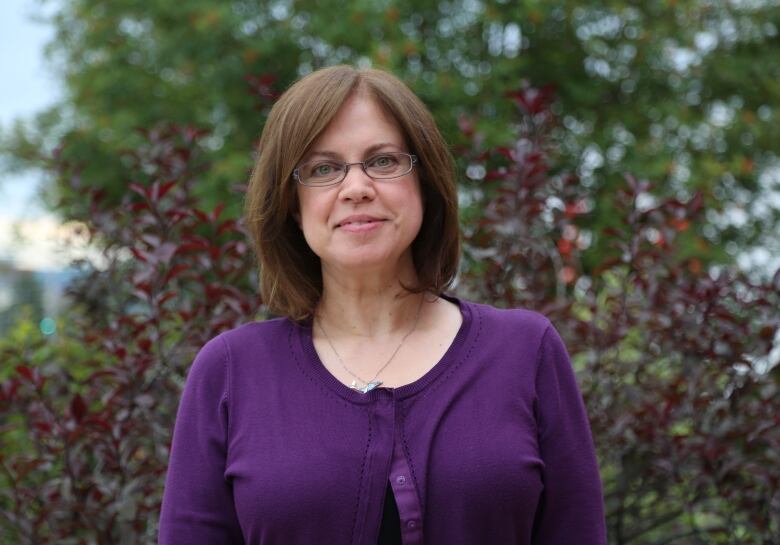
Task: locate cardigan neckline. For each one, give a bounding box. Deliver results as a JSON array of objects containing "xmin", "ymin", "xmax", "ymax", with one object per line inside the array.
[{"xmin": 293, "ymin": 294, "xmax": 476, "ymax": 404}]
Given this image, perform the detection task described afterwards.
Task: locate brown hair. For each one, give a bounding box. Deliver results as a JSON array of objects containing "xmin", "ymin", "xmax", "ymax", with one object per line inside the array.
[{"xmin": 244, "ymin": 65, "xmax": 460, "ymax": 320}]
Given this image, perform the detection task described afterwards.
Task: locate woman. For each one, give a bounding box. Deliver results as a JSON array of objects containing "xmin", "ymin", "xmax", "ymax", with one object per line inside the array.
[{"xmin": 159, "ymin": 65, "xmax": 606, "ymax": 545}]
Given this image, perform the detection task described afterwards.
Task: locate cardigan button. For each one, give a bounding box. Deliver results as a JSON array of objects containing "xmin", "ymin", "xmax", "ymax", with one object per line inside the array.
[
  {"xmin": 396, "ymin": 475, "xmax": 406, "ymax": 485},
  {"xmin": 407, "ymin": 520, "xmax": 417, "ymax": 529}
]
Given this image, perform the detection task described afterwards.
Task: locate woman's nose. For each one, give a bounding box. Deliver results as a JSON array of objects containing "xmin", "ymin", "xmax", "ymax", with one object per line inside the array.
[{"xmin": 338, "ymin": 164, "xmax": 376, "ymax": 201}]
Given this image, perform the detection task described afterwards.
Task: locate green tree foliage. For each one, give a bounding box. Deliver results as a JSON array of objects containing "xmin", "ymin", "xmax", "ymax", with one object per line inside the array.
[{"xmin": 3, "ymin": 0, "xmax": 780, "ymax": 269}]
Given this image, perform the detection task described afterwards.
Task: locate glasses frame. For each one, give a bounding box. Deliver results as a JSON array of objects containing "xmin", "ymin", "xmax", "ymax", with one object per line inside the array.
[{"xmin": 293, "ymin": 152, "xmax": 418, "ymax": 187}]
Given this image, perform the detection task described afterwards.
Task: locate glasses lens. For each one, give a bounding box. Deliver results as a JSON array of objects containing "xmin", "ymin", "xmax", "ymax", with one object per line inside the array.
[
  {"xmin": 299, "ymin": 160, "xmax": 344, "ymax": 186},
  {"xmin": 296, "ymin": 153, "xmax": 414, "ymax": 185},
  {"xmin": 365, "ymin": 153, "xmax": 411, "ymax": 179}
]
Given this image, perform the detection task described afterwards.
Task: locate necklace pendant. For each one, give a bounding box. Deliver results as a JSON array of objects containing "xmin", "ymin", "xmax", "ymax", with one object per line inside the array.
[{"xmin": 352, "ymin": 380, "xmax": 382, "ymax": 394}]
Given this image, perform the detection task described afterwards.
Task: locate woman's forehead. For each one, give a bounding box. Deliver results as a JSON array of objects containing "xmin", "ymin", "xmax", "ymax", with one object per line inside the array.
[{"xmin": 302, "ymin": 94, "xmax": 408, "ymax": 160}]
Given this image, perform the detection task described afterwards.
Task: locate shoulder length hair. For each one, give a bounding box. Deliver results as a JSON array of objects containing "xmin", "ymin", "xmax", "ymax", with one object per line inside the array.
[{"xmin": 244, "ymin": 65, "xmax": 460, "ymax": 321}]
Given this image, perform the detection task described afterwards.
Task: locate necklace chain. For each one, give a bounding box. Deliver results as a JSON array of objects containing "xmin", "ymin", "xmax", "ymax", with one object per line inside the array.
[{"xmin": 316, "ymin": 295, "xmax": 424, "ymax": 393}]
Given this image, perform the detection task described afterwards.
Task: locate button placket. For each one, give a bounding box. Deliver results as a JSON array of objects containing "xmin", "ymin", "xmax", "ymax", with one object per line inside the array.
[
  {"xmin": 364, "ymin": 388, "xmax": 398, "ymax": 545},
  {"xmin": 385, "ymin": 396, "xmax": 423, "ymax": 545}
]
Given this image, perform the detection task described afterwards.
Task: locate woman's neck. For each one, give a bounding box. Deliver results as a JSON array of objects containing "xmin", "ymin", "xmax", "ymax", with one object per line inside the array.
[{"xmin": 316, "ymin": 267, "xmax": 424, "ymax": 339}]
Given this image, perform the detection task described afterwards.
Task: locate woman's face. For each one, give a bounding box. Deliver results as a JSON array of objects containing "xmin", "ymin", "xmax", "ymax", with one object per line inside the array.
[{"xmin": 295, "ymin": 92, "xmax": 423, "ymax": 279}]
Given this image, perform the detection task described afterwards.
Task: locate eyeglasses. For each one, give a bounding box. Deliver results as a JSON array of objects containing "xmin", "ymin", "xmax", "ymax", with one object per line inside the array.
[{"xmin": 293, "ymin": 152, "xmax": 418, "ymax": 187}]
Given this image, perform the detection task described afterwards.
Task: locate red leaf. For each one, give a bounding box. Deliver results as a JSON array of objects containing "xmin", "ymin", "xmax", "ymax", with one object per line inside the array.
[
  {"xmin": 134, "ymin": 283, "xmax": 152, "ymax": 296},
  {"xmin": 87, "ymin": 369, "xmax": 117, "ymax": 383},
  {"xmin": 0, "ymin": 379, "xmax": 20, "ymax": 401},
  {"xmin": 193, "ymin": 209, "xmax": 210, "ymax": 223},
  {"xmin": 458, "ymin": 114, "xmax": 475, "ymax": 137},
  {"xmin": 670, "ymin": 218, "xmax": 689, "ymax": 232},
  {"xmin": 558, "ymin": 266, "xmax": 576, "ymax": 284},
  {"xmin": 176, "ymin": 241, "xmax": 210, "ymax": 253},
  {"xmin": 217, "ymin": 219, "xmax": 237, "ymax": 237},
  {"xmin": 34, "ymin": 421, "xmax": 52, "ymax": 433},
  {"xmin": 128, "ymin": 183, "xmax": 149, "ymax": 199},
  {"xmin": 689, "ymin": 190, "xmax": 703, "ymax": 213},
  {"xmin": 16, "ymin": 365, "xmax": 34, "ymax": 382},
  {"xmin": 557, "ymin": 239, "xmax": 573, "ymax": 258},
  {"xmin": 83, "ymin": 416, "xmax": 112, "ymax": 432},
  {"xmin": 165, "ymin": 209, "xmax": 190, "ymax": 223},
  {"xmin": 157, "ymin": 291, "xmax": 177, "ymax": 306},
  {"xmin": 158, "ymin": 180, "xmax": 177, "ymax": 200},
  {"xmin": 130, "ymin": 248, "xmax": 149, "ymax": 263},
  {"xmin": 163, "ymin": 264, "xmax": 189, "ymax": 284},
  {"xmin": 205, "ymin": 283, "xmax": 223, "ymax": 300},
  {"xmin": 212, "ymin": 203, "xmax": 225, "ymax": 222},
  {"xmin": 71, "ymin": 394, "xmax": 87, "ymax": 423}
]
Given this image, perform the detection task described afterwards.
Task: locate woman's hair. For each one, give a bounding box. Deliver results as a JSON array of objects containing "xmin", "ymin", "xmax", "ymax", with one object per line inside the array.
[{"xmin": 244, "ymin": 65, "xmax": 460, "ymax": 320}]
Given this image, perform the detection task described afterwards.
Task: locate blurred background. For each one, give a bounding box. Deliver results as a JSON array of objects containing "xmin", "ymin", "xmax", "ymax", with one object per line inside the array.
[{"xmin": 1, "ymin": 0, "xmax": 778, "ymax": 543}]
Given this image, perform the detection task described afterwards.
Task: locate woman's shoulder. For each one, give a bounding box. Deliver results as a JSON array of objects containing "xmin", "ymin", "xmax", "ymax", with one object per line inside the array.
[
  {"xmin": 187, "ymin": 316, "xmax": 296, "ymax": 382},
  {"xmin": 456, "ymin": 297, "xmax": 553, "ymax": 337},
  {"xmin": 211, "ymin": 316, "xmax": 296, "ymax": 357},
  {"xmin": 450, "ymin": 297, "xmax": 571, "ymax": 378},
  {"xmin": 217, "ymin": 315, "xmax": 292, "ymax": 340}
]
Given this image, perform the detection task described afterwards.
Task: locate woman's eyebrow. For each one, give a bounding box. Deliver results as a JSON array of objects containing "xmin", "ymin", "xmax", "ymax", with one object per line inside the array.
[
  {"xmin": 304, "ymin": 142, "xmax": 403, "ymax": 161},
  {"xmin": 303, "ymin": 150, "xmax": 340, "ymax": 160},
  {"xmin": 363, "ymin": 142, "xmax": 404, "ymax": 155}
]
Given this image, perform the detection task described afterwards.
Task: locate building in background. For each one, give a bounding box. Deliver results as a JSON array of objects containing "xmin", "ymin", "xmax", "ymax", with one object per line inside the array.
[{"xmin": 0, "ymin": 259, "xmax": 79, "ymax": 335}]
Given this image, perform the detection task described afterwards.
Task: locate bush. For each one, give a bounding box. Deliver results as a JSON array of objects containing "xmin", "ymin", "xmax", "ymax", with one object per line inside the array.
[
  {"xmin": 1, "ymin": 125, "xmax": 261, "ymax": 544},
  {"xmin": 457, "ymin": 84, "xmax": 780, "ymax": 543}
]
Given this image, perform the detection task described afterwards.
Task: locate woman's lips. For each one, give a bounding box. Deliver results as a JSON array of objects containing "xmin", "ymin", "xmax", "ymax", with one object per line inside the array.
[{"xmin": 337, "ymin": 219, "xmax": 386, "ymax": 233}]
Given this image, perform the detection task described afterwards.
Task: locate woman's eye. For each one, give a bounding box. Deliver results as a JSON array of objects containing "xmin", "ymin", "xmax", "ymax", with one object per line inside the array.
[
  {"xmin": 368, "ymin": 155, "xmax": 398, "ymax": 168},
  {"xmin": 311, "ymin": 163, "xmax": 337, "ymax": 177}
]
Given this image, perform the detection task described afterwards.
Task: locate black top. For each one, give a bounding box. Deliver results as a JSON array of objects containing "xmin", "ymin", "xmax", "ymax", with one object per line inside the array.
[{"xmin": 377, "ymin": 481, "xmax": 402, "ymax": 544}]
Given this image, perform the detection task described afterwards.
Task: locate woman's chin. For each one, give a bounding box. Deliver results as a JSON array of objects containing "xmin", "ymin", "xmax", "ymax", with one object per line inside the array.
[{"xmin": 321, "ymin": 250, "xmax": 414, "ymax": 278}]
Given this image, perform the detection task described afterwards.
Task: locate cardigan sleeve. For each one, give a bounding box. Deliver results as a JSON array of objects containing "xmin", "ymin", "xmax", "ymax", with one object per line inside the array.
[
  {"xmin": 531, "ymin": 323, "xmax": 606, "ymax": 545},
  {"xmin": 158, "ymin": 335, "xmax": 245, "ymax": 545}
]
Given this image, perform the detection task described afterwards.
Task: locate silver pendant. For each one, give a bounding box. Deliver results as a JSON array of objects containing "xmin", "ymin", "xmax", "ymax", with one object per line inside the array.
[{"xmin": 351, "ymin": 380, "xmax": 382, "ymax": 394}]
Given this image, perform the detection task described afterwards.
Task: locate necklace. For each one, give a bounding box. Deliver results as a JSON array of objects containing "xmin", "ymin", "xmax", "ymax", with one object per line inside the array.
[{"xmin": 315, "ymin": 296, "xmax": 424, "ymax": 394}]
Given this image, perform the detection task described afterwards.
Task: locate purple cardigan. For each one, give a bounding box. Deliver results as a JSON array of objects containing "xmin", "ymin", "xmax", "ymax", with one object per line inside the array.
[{"xmin": 159, "ymin": 297, "xmax": 606, "ymax": 544}]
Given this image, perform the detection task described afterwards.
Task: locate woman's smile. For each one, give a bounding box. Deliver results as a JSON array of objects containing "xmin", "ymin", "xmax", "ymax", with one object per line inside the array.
[{"xmin": 335, "ymin": 215, "xmax": 388, "ymax": 233}]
